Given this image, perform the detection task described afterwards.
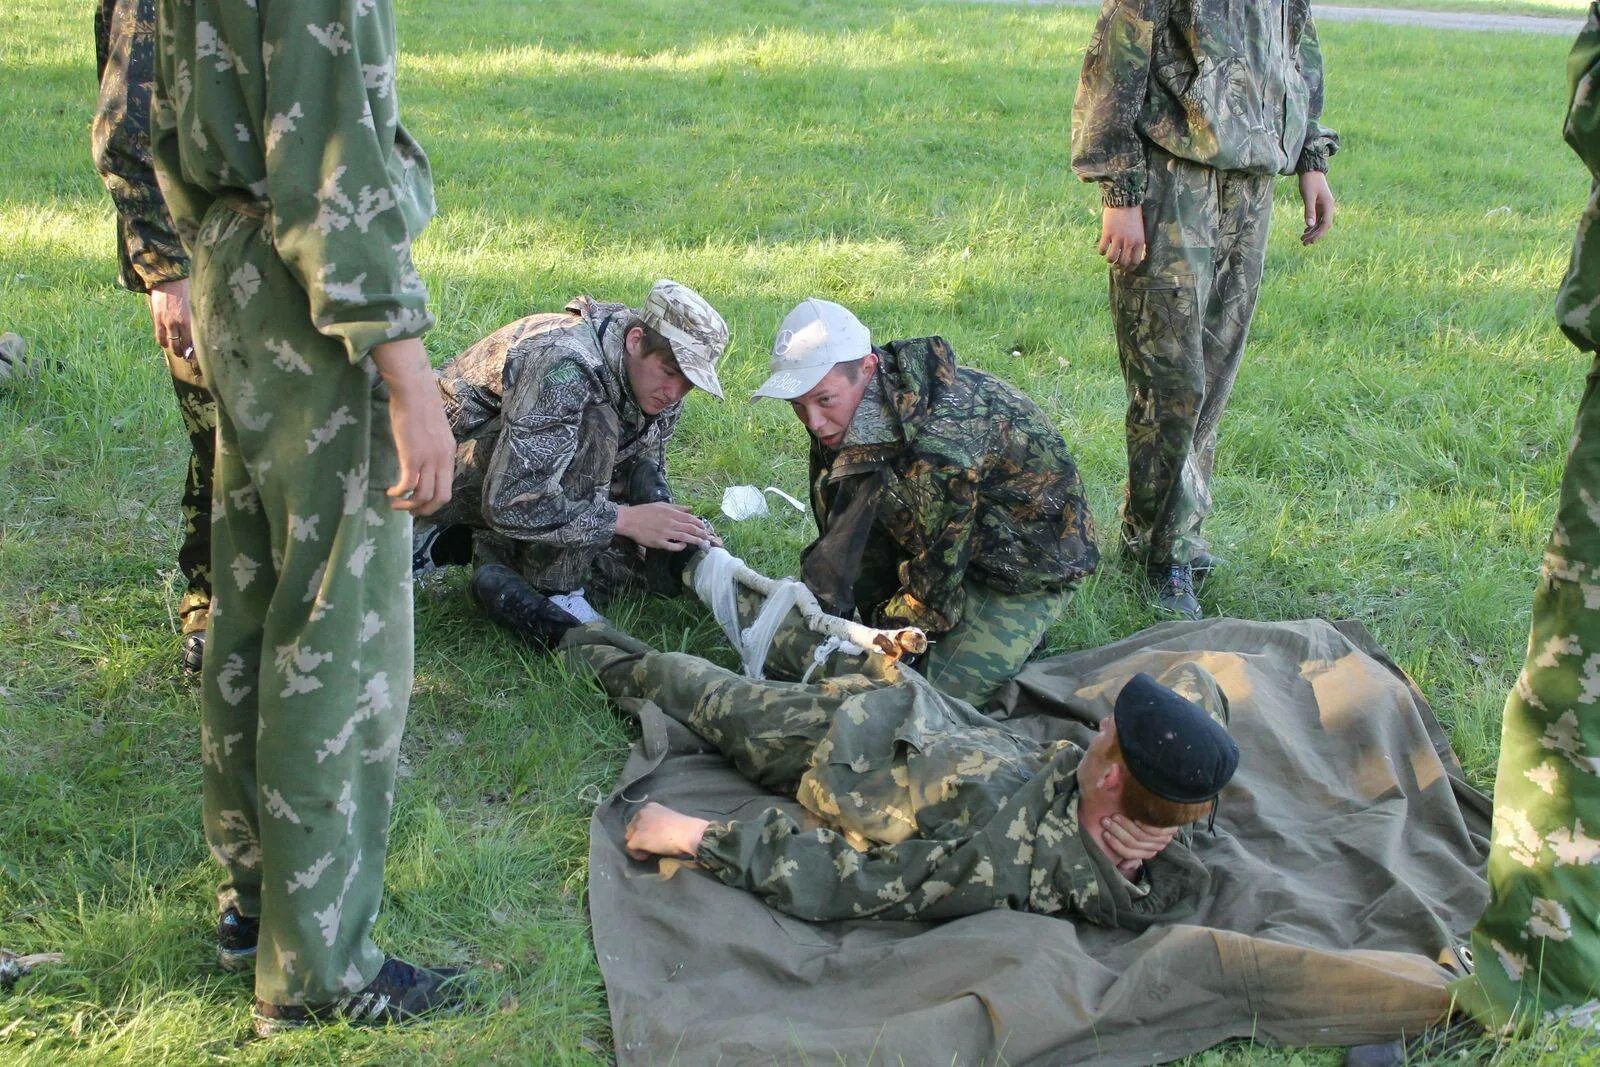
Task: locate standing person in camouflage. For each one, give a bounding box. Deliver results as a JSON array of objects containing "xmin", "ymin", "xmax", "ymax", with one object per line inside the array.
[
  {"xmin": 1071, "ymin": 0, "xmax": 1339, "ymax": 618},
  {"xmin": 1450, "ymin": 8, "xmax": 1600, "ymax": 1034},
  {"xmin": 151, "ymin": 0, "xmax": 464, "ymax": 1033},
  {"xmin": 750, "ymin": 299, "xmax": 1099, "ymax": 708},
  {"xmin": 564, "ymin": 622, "xmax": 1236, "ymax": 924},
  {"xmin": 413, "ymin": 281, "xmax": 729, "ymax": 637},
  {"xmin": 92, "ymin": 0, "xmax": 216, "ymax": 678}
]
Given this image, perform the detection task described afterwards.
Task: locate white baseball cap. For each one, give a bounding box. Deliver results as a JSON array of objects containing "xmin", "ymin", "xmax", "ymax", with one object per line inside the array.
[{"xmin": 751, "ymin": 298, "xmax": 872, "ymax": 400}]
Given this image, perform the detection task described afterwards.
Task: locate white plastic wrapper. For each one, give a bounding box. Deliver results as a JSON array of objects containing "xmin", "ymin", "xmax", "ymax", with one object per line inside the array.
[{"xmin": 720, "ymin": 485, "xmax": 806, "ymax": 521}]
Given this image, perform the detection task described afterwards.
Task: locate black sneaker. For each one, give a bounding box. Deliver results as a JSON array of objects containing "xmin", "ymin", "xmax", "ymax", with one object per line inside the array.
[
  {"xmin": 217, "ymin": 907, "xmax": 259, "ymax": 972},
  {"xmin": 470, "ymin": 564, "xmax": 581, "ymax": 646},
  {"xmin": 181, "ymin": 631, "xmax": 206, "ymax": 681},
  {"xmin": 1148, "ymin": 563, "xmax": 1202, "ymax": 620},
  {"xmin": 252, "ymin": 957, "xmax": 467, "ymax": 1036}
]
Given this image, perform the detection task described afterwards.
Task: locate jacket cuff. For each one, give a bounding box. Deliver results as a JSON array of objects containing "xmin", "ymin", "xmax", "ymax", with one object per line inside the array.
[
  {"xmin": 1100, "ymin": 176, "xmax": 1145, "ymax": 208},
  {"xmin": 1296, "ymin": 143, "xmax": 1333, "ymax": 175}
]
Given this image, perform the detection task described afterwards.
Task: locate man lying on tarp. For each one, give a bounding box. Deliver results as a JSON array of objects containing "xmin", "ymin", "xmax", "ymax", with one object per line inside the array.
[{"xmin": 564, "ymin": 622, "xmax": 1238, "ymax": 927}]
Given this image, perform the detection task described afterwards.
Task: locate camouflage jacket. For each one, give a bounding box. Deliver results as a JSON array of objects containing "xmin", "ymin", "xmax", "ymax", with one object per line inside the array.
[
  {"xmin": 696, "ymin": 673, "xmax": 1209, "ymax": 925},
  {"xmin": 1071, "ymin": 0, "xmax": 1340, "ymax": 207},
  {"xmin": 803, "ymin": 338, "xmax": 1099, "ymax": 636},
  {"xmin": 92, "ymin": 0, "xmax": 188, "ymax": 294},
  {"xmin": 438, "ymin": 298, "xmax": 679, "ymax": 550},
  {"xmin": 1558, "ymin": 11, "xmax": 1600, "ymax": 353},
  {"xmin": 151, "ymin": 0, "xmax": 435, "ymax": 364}
]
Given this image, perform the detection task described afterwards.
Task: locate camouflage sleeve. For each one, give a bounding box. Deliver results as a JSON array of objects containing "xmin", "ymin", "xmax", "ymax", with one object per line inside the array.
[
  {"xmin": 259, "ymin": 0, "xmax": 434, "ymax": 363},
  {"xmin": 1069, "ymin": 0, "xmax": 1160, "ymax": 207},
  {"xmin": 1294, "ymin": 18, "xmax": 1340, "ymax": 174},
  {"xmin": 91, "ymin": 0, "xmax": 189, "ymax": 294},
  {"xmin": 480, "ymin": 359, "xmax": 621, "ymax": 549},
  {"xmin": 697, "ymin": 806, "xmax": 1043, "ymax": 922},
  {"xmin": 877, "ymin": 462, "xmax": 980, "ymax": 635}
]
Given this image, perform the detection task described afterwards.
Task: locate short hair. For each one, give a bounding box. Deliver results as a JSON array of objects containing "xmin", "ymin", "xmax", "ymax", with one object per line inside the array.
[
  {"xmin": 626, "ymin": 316, "xmax": 674, "ymax": 359},
  {"xmin": 1105, "ymin": 733, "xmax": 1215, "ymax": 827},
  {"xmin": 832, "ymin": 355, "xmax": 869, "ymax": 383}
]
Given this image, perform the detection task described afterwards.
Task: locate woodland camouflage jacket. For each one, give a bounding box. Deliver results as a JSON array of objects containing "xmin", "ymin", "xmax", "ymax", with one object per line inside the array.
[
  {"xmin": 1071, "ymin": 0, "xmax": 1340, "ymax": 207},
  {"xmin": 804, "ymin": 337, "xmax": 1099, "ymax": 636}
]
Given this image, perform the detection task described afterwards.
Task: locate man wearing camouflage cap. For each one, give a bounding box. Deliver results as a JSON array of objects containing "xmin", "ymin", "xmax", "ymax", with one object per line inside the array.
[
  {"xmin": 415, "ymin": 280, "xmax": 729, "ymax": 636},
  {"xmin": 752, "ymin": 298, "xmax": 1100, "ymax": 707}
]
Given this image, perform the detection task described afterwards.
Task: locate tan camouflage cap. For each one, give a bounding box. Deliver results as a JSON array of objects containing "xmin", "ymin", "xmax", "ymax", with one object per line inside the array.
[{"xmin": 640, "ymin": 279, "xmax": 729, "ymax": 399}]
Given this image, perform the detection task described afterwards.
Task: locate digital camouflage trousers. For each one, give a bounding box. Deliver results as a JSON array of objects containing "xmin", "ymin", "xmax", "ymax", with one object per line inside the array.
[
  {"xmin": 1454, "ymin": 359, "xmax": 1600, "ymax": 1031},
  {"xmin": 191, "ymin": 204, "xmax": 412, "ymax": 1006}
]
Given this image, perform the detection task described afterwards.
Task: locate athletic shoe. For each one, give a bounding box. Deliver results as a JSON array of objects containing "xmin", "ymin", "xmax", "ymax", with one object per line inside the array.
[
  {"xmin": 181, "ymin": 631, "xmax": 206, "ymax": 682},
  {"xmin": 252, "ymin": 956, "xmax": 467, "ymax": 1036},
  {"xmin": 1148, "ymin": 563, "xmax": 1202, "ymax": 620},
  {"xmin": 217, "ymin": 907, "xmax": 259, "ymax": 972}
]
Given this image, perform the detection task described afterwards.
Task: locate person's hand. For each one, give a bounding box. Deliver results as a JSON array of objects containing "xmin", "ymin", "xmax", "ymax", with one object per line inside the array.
[
  {"xmin": 616, "ymin": 501, "xmax": 721, "ymax": 551},
  {"xmin": 1098, "ymin": 814, "xmax": 1179, "ymax": 878},
  {"xmin": 148, "ymin": 278, "xmax": 193, "ymax": 356},
  {"xmin": 371, "ymin": 337, "xmax": 453, "ymax": 515},
  {"xmin": 624, "ymin": 802, "xmax": 711, "ymax": 860},
  {"xmin": 1298, "ymin": 170, "xmax": 1335, "ymax": 245},
  {"xmin": 1097, "ymin": 204, "xmax": 1146, "ymax": 269}
]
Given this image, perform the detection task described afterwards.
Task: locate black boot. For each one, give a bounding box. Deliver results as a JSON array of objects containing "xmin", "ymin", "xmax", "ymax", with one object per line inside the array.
[
  {"xmin": 1147, "ymin": 562, "xmax": 1202, "ymax": 620},
  {"xmin": 470, "ymin": 564, "xmax": 581, "ymax": 646}
]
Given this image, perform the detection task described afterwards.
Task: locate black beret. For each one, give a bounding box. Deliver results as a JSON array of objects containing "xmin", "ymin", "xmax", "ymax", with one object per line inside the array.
[{"xmin": 1112, "ymin": 672, "xmax": 1239, "ymax": 804}]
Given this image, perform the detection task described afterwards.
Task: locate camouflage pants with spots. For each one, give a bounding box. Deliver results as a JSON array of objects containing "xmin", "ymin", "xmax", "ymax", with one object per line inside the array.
[
  {"xmin": 691, "ymin": 560, "xmax": 1067, "ymax": 708},
  {"xmin": 191, "ymin": 204, "xmax": 411, "ymax": 1006},
  {"xmin": 165, "ymin": 347, "xmax": 216, "ymax": 634},
  {"xmin": 1455, "ymin": 354, "xmax": 1600, "ymax": 1030},
  {"xmin": 1111, "ymin": 145, "xmax": 1272, "ymax": 566}
]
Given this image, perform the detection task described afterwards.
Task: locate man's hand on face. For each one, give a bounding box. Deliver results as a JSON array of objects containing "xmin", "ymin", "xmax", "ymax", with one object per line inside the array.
[
  {"xmin": 1097, "ymin": 814, "xmax": 1179, "ymax": 879},
  {"xmin": 615, "ymin": 501, "xmax": 723, "ymax": 552},
  {"xmin": 148, "ymin": 278, "xmax": 193, "ymax": 357},
  {"xmin": 625, "ymin": 802, "xmax": 711, "ymax": 860}
]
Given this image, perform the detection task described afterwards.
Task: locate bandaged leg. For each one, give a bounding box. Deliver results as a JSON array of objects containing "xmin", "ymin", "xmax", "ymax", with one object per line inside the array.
[
  {"xmin": 563, "ymin": 623, "xmax": 882, "ymax": 792},
  {"xmin": 684, "ymin": 547, "xmax": 924, "ymax": 682}
]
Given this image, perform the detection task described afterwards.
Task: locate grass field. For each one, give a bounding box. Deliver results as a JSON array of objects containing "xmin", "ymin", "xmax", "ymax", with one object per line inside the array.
[{"xmin": 2, "ymin": 0, "xmax": 1598, "ymax": 1062}]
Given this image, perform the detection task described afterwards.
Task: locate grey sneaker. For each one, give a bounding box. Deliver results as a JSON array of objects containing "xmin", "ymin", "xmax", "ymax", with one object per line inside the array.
[
  {"xmin": 1148, "ymin": 563, "xmax": 1202, "ymax": 620},
  {"xmin": 252, "ymin": 957, "xmax": 468, "ymax": 1036},
  {"xmin": 181, "ymin": 631, "xmax": 206, "ymax": 682}
]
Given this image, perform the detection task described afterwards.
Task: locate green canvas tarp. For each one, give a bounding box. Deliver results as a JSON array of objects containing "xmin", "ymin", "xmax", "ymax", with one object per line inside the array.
[{"xmin": 586, "ymin": 617, "xmax": 1492, "ymax": 1063}]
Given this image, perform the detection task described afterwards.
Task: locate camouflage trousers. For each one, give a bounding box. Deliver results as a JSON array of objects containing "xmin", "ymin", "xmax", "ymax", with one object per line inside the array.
[
  {"xmin": 418, "ymin": 406, "xmax": 648, "ymax": 599},
  {"xmin": 1453, "ymin": 354, "xmax": 1600, "ymax": 1031},
  {"xmin": 1111, "ymin": 145, "xmax": 1272, "ymax": 566},
  {"xmin": 165, "ymin": 346, "xmax": 216, "ymax": 633},
  {"xmin": 191, "ymin": 205, "xmax": 411, "ymax": 1006},
  {"xmin": 688, "ymin": 558, "xmax": 1067, "ymax": 708},
  {"xmin": 565, "ymin": 623, "xmax": 887, "ymax": 795}
]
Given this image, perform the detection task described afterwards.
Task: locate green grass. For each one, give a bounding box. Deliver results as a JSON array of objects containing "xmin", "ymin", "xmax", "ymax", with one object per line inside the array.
[
  {"xmin": 2, "ymin": 0, "xmax": 1598, "ymax": 1061},
  {"xmin": 1323, "ymin": 0, "xmax": 1587, "ymax": 21}
]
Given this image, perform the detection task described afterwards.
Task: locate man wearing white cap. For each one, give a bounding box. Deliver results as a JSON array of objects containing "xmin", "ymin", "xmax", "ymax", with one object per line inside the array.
[
  {"xmin": 752, "ymin": 299, "xmax": 1100, "ymax": 706},
  {"xmin": 415, "ymin": 280, "xmax": 728, "ymax": 638}
]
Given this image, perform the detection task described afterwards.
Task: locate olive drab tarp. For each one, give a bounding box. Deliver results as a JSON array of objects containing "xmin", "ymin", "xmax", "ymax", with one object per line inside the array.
[{"xmin": 587, "ymin": 617, "xmax": 1490, "ymax": 1064}]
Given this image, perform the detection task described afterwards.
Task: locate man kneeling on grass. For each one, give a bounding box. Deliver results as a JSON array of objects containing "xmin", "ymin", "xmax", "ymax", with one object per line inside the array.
[
  {"xmin": 752, "ymin": 299, "xmax": 1100, "ymax": 709},
  {"xmin": 412, "ymin": 279, "xmax": 728, "ymax": 629},
  {"xmin": 566, "ymin": 622, "xmax": 1237, "ymax": 926}
]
